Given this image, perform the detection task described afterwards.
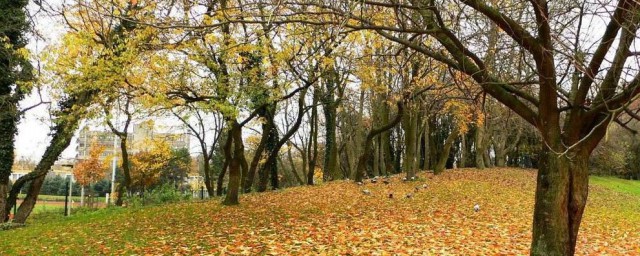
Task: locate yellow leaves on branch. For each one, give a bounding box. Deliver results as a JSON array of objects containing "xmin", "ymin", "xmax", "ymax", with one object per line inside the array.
[{"xmin": 130, "ymin": 138, "xmax": 172, "ymax": 189}]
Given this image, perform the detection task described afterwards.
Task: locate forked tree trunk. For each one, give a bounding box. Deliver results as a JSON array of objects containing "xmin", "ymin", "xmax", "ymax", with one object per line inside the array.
[
  {"xmin": 355, "ymin": 101, "xmax": 404, "ymax": 182},
  {"xmin": 434, "ymin": 128, "xmax": 458, "ymax": 175},
  {"xmin": 13, "ymin": 175, "xmax": 45, "ymax": 223},
  {"xmin": 531, "ymin": 148, "xmax": 589, "ymax": 255}
]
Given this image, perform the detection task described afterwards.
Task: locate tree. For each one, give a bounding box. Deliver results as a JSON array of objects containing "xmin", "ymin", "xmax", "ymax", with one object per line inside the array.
[
  {"xmin": 73, "ymin": 140, "xmax": 107, "ymax": 206},
  {"xmin": 161, "ymin": 148, "xmax": 192, "ymax": 189},
  {"xmin": 171, "ymin": 105, "xmax": 224, "ymax": 196},
  {"xmin": 282, "ymin": 1, "xmax": 640, "ymax": 254},
  {"xmin": 129, "ymin": 139, "xmax": 172, "ymax": 192},
  {"xmin": 74, "ymin": 141, "xmax": 106, "ymax": 188},
  {"xmin": 0, "ymin": 0, "xmax": 33, "ymax": 223}
]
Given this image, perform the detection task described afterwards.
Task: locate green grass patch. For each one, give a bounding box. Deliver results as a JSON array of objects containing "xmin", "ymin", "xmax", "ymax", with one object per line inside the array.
[
  {"xmin": 590, "ymin": 176, "xmax": 640, "ymax": 196},
  {"xmin": 18, "ymin": 194, "xmax": 105, "ymax": 202}
]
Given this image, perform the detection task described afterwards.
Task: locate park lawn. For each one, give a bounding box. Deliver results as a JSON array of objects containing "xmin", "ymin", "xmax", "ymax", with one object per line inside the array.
[
  {"xmin": 30, "ymin": 203, "xmax": 64, "ymax": 214},
  {"xmin": 590, "ymin": 176, "xmax": 640, "ymax": 197},
  {"xmin": 18, "ymin": 194, "xmax": 105, "ymax": 202},
  {"xmin": 1, "ymin": 168, "xmax": 639, "ymax": 255}
]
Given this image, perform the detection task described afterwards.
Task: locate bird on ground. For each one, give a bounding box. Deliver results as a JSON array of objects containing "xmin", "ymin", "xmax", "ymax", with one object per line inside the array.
[
  {"xmin": 362, "ymin": 189, "xmax": 371, "ymax": 195},
  {"xmin": 406, "ymin": 193, "xmax": 413, "ymax": 199},
  {"xmin": 474, "ymin": 204, "xmax": 480, "ymax": 212},
  {"xmin": 388, "ymin": 193, "xmax": 393, "ymax": 199},
  {"xmin": 357, "ymin": 181, "xmax": 364, "ymax": 186}
]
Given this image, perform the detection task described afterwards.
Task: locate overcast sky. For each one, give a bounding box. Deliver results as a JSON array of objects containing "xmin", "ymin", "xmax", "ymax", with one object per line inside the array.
[{"xmin": 15, "ymin": 1, "xmax": 69, "ymax": 161}]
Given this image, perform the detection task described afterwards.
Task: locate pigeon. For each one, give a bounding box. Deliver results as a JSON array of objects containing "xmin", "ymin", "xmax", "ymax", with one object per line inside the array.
[
  {"xmin": 415, "ymin": 186, "xmax": 420, "ymax": 192},
  {"xmin": 422, "ymin": 184, "xmax": 428, "ymax": 189},
  {"xmin": 405, "ymin": 193, "xmax": 413, "ymax": 199},
  {"xmin": 402, "ymin": 177, "xmax": 408, "ymax": 182},
  {"xmin": 388, "ymin": 193, "xmax": 394, "ymax": 199},
  {"xmin": 371, "ymin": 178, "xmax": 378, "ymax": 184},
  {"xmin": 362, "ymin": 189, "xmax": 371, "ymax": 195},
  {"xmin": 383, "ymin": 179, "xmax": 390, "ymax": 185},
  {"xmin": 357, "ymin": 181, "xmax": 364, "ymax": 186},
  {"xmin": 474, "ymin": 204, "xmax": 480, "ymax": 212}
]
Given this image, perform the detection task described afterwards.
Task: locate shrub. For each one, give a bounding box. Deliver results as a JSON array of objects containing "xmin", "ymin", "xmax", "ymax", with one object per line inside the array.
[{"xmin": 124, "ymin": 183, "xmax": 191, "ymax": 207}]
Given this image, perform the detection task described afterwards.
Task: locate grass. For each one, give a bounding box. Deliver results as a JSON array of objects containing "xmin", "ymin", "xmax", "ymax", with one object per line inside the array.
[
  {"xmin": 589, "ymin": 176, "xmax": 640, "ymax": 196},
  {"xmin": 1, "ymin": 168, "xmax": 639, "ymax": 255},
  {"xmin": 18, "ymin": 194, "xmax": 106, "ymax": 202}
]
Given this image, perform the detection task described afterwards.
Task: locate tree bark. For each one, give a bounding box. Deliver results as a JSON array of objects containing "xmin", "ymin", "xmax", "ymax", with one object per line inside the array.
[
  {"xmin": 306, "ymin": 87, "xmax": 319, "ymax": 185},
  {"xmin": 475, "ymin": 125, "xmax": 486, "ymax": 169},
  {"xmin": 256, "ymin": 111, "xmax": 278, "ymax": 192},
  {"xmin": 12, "ymin": 175, "xmax": 44, "ymax": 223},
  {"xmin": 355, "ymin": 101, "xmax": 404, "ymax": 182},
  {"xmin": 0, "ymin": 180, "xmax": 8, "ymax": 222},
  {"xmin": 217, "ymin": 134, "xmax": 232, "ymax": 197},
  {"xmin": 322, "ymin": 70, "xmax": 341, "ymax": 181},
  {"xmin": 402, "ymin": 109, "xmax": 418, "ymax": 179},
  {"xmin": 435, "ymin": 128, "xmax": 458, "ymax": 175},
  {"xmin": 531, "ymin": 148, "xmax": 589, "ymax": 255},
  {"xmin": 223, "ymin": 121, "xmax": 245, "ymax": 205}
]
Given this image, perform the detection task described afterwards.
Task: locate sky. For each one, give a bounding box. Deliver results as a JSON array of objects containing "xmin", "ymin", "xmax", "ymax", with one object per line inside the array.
[{"xmin": 15, "ymin": 2, "xmax": 68, "ymax": 161}]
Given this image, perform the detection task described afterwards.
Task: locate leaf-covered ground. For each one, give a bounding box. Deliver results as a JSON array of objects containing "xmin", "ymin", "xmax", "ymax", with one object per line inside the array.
[{"xmin": 1, "ymin": 168, "xmax": 639, "ymax": 255}]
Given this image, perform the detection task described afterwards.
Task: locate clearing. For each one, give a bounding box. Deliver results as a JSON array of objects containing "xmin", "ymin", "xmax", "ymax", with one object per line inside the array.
[{"xmin": 1, "ymin": 168, "xmax": 639, "ymax": 255}]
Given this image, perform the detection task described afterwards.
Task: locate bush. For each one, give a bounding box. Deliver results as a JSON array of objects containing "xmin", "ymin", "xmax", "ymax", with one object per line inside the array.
[
  {"xmin": 124, "ymin": 184, "xmax": 191, "ymax": 207},
  {"xmin": 625, "ymin": 141, "xmax": 640, "ymax": 180},
  {"xmin": 92, "ymin": 179, "xmax": 111, "ymax": 197}
]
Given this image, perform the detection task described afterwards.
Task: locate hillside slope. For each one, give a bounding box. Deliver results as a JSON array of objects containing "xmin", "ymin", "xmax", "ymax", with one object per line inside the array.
[{"xmin": 1, "ymin": 168, "xmax": 639, "ymax": 255}]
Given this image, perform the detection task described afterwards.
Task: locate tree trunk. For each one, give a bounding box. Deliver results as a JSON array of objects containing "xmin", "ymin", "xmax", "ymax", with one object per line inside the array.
[
  {"xmin": 0, "ymin": 180, "xmax": 7, "ymax": 222},
  {"xmin": 257, "ymin": 115, "xmax": 278, "ymax": 192},
  {"xmin": 245, "ymin": 128, "xmax": 267, "ymax": 192},
  {"xmin": 13, "ymin": 175, "xmax": 45, "ymax": 223},
  {"xmin": 202, "ymin": 155, "xmax": 215, "ymax": 197},
  {"xmin": 322, "ymin": 73, "xmax": 341, "ymax": 181},
  {"xmin": 217, "ymin": 134, "xmax": 231, "ymax": 197},
  {"xmin": 223, "ymin": 121, "xmax": 244, "ymax": 205},
  {"xmin": 381, "ymin": 99, "xmax": 393, "ymax": 176},
  {"xmin": 531, "ymin": 149, "xmax": 589, "ymax": 255},
  {"xmin": 494, "ymin": 144, "xmax": 506, "ymax": 167},
  {"xmin": 402, "ymin": 109, "xmax": 418, "ymax": 179},
  {"xmin": 5, "ymin": 90, "xmax": 87, "ymax": 222},
  {"xmin": 475, "ymin": 125, "xmax": 486, "ymax": 169},
  {"xmin": 355, "ymin": 101, "xmax": 404, "ymax": 182},
  {"xmin": 307, "ymin": 88, "xmax": 319, "ymax": 185},
  {"xmin": 216, "ymin": 160, "xmax": 228, "ymax": 196},
  {"xmin": 286, "ymin": 146, "xmax": 305, "ymax": 185},
  {"xmin": 421, "ymin": 117, "xmax": 431, "ymax": 170},
  {"xmin": 459, "ymin": 132, "xmax": 466, "ymax": 168},
  {"xmin": 428, "ymin": 117, "xmax": 438, "ymax": 170},
  {"xmin": 116, "ymin": 136, "xmax": 131, "ymax": 205},
  {"xmin": 435, "ymin": 128, "xmax": 458, "ymax": 175}
]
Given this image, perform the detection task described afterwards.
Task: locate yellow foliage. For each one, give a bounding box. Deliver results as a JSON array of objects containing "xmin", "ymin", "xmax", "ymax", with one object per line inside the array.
[{"xmin": 130, "ymin": 138, "xmax": 172, "ymax": 189}]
